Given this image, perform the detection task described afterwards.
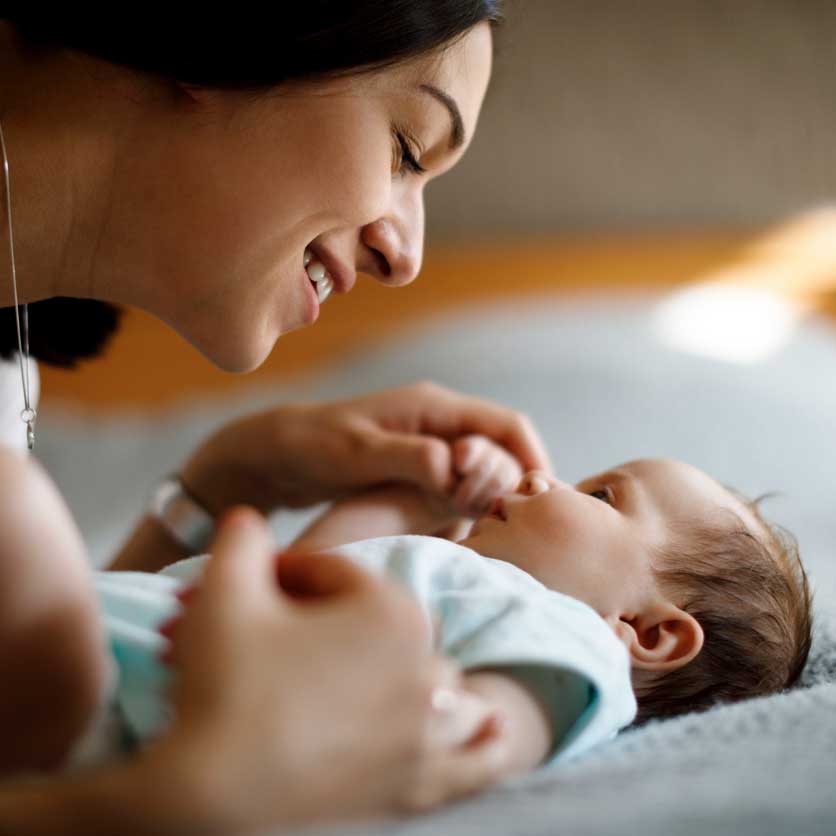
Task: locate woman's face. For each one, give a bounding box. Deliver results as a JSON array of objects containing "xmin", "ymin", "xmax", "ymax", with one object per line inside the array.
[{"xmin": 110, "ymin": 23, "xmax": 493, "ymax": 371}]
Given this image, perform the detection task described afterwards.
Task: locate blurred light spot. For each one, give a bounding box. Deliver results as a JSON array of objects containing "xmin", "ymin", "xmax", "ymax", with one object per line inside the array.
[{"xmin": 653, "ymin": 283, "xmax": 802, "ymax": 364}]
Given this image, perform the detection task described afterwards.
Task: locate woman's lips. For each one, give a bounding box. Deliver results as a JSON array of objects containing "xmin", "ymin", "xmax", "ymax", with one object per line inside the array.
[{"xmin": 301, "ymin": 264, "xmax": 320, "ymax": 325}]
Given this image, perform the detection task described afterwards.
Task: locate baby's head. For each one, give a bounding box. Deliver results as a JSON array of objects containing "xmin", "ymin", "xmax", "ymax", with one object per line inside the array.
[{"xmin": 460, "ymin": 458, "xmax": 812, "ymax": 723}]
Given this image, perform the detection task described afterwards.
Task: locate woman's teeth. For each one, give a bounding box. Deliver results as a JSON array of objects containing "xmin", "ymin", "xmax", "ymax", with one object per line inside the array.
[{"xmin": 303, "ymin": 248, "xmax": 333, "ymax": 304}]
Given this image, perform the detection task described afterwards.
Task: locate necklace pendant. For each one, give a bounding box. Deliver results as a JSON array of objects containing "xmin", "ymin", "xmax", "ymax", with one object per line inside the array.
[{"xmin": 21, "ymin": 407, "xmax": 36, "ymax": 451}]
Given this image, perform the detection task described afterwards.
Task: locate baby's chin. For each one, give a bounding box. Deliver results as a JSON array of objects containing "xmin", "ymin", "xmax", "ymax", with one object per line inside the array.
[{"xmin": 458, "ymin": 528, "xmax": 516, "ymax": 565}]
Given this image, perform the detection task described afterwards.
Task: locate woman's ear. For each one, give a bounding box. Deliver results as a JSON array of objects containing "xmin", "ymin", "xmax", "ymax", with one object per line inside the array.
[{"xmin": 608, "ymin": 605, "xmax": 704, "ymax": 673}]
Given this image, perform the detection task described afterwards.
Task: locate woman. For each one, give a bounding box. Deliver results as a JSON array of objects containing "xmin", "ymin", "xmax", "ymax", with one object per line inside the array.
[{"xmin": 0, "ymin": 6, "xmax": 555, "ymax": 834}]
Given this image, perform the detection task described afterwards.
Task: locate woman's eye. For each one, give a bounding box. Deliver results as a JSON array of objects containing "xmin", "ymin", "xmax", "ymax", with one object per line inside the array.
[
  {"xmin": 589, "ymin": 488, "xmax": 614, "ymax": 505},
  {"xmin": 392, "ymin": 129, "xmax": 427, "ymax": 176}
]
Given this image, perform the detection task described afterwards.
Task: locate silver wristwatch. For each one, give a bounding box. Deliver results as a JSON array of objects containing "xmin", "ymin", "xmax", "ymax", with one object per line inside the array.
[{"xmin": 149, "ymin": 476, "xmax": 215, "ymax": 554}]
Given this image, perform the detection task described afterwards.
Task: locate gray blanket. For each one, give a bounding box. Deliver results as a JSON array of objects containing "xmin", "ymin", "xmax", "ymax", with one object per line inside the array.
[{"xmin": 39, "ymin": 295, "xmax": 836, "ymax": 836}]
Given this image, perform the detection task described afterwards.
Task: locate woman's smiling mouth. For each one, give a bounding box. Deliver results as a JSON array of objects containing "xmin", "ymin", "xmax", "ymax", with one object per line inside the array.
[{"xmin": 304, "ymin": 247, "xmax": 334, "ymax": 304}]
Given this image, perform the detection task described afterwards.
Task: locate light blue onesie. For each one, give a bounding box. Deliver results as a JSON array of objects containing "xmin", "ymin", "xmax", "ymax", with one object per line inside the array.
[{"xmin": 72, "ymin": 535, "xmax": 636, "ymax": 768}]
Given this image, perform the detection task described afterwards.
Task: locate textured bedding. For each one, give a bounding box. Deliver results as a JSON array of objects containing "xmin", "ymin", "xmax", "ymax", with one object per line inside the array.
[{"xmin": 39, "ymin": 294, "xmax": 836, "ymax": 836}]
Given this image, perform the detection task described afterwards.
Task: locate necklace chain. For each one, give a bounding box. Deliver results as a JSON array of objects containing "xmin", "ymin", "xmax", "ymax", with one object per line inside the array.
[{"xmin": 0, "ymin": 116, "xmax": 36, "ymax": 451}]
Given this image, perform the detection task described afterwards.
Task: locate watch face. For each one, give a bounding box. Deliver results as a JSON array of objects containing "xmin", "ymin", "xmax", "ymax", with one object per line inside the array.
[
  {"xmin": 151, "ymin": 478, "xmax": 215, "ymax": 554},
  {"xmin": 152, "ymin": 479, "xmax": 182, "ymax": 516}
]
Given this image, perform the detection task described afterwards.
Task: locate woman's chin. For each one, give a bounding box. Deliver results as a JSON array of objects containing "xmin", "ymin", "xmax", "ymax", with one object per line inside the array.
[{"xmin": 194, "ymin": 330, "xmax": 280, "ymax": 374}]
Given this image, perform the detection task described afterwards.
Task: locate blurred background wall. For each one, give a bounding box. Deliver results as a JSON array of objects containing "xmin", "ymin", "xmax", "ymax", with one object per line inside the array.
[
  {"xmin": 426, "ymin": 0, "xmax": 836, "ymax": 241},
  {"xmin": 36, "ymin": 1, "xmax": 836, "ymax": 408}
]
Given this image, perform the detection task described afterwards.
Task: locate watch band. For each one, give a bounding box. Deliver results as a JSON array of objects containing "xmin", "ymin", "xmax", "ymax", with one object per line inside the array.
[{"xmin": 149, "ymin": 476, "xmax": 215, "ymax": 554}]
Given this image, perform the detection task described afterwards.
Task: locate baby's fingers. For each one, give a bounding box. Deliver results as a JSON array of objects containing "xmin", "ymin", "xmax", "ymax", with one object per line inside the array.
[
  {"xmin": 424, "ymin": 686, "xmax": 499, "ymax": 752},
  {"xmin": 453, "ymin": 466, "xmax": 502, "ymax": 516},
  {"xmin": 404, "ymin": 723, "xmax": 510, "ymax": 813},
  {"xmin": 453, "ymin": 444, "xmax": 523, "ymax": 516},
  {"xmin": 452, "ymin": 435, "xmax": 491, "ymax": 474}
]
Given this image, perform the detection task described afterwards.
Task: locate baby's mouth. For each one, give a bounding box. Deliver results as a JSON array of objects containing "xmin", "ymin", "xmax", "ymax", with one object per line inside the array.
[{"xmin": 487, "ymin": 497, "xmax": 507, "ymax": 522}]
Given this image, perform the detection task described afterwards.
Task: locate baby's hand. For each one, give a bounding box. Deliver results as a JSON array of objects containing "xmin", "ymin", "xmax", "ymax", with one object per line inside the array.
[{"xmin": 451, "ymin": 435, "xmax": 524, "ymax": 517}]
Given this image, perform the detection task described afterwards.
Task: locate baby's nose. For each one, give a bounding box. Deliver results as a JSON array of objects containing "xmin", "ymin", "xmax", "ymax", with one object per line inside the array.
[{"xmin": 517, "ymin": 470, "xmax": 561, "ymax": 496}]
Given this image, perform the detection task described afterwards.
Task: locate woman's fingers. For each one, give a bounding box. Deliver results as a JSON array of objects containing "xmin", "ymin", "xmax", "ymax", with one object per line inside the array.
[
  {"xmin": 335, "ymin": 384, "xmax": 550, "ymax": 499},
  {"xmin": 163, "ymin": 507, "xmax": 278, "ymax": 668},
  {"xmin": 351, "ymin": 422, "xmax": 454, "ymax": 495},
  {"xmin": 405, "ymin": 383, "xmax": 553, "ymax": 476},
  {"xmin": 200, "ymin": 507, "xmax": 276, "ymax": 608}
]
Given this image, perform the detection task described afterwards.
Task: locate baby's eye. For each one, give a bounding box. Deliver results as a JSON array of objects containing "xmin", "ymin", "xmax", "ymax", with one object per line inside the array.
[{"xmin": 589, "ymin": 488, "xmax": 614, "ymax": 505}]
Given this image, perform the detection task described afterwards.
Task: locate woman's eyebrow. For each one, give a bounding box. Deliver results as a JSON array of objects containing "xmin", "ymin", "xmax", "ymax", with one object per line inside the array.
[{"xmin": 419, "ymin": 84, "xmax": 465, "ymax": 150}]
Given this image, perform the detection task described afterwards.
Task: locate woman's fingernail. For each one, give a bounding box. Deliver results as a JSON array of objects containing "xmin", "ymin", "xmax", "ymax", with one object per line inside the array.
[
  {"xmin": 157, "ymin": 615, "xmax": 180, "ymax": 638},
  {"xmin": 175, "ymin": 585, "xmax": 197, "ymax": 604}
]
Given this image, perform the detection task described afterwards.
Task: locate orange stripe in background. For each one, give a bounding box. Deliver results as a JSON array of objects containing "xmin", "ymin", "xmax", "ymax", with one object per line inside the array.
[{"xmin": 39, "ymin": 222, "xmax": 836, "ymax": 412}]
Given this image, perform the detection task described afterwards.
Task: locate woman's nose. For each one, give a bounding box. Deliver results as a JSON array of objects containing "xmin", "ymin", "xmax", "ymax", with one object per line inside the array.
[{"xmin": 360, "ymin": 189, "xmax": 424, "ymax": 287}]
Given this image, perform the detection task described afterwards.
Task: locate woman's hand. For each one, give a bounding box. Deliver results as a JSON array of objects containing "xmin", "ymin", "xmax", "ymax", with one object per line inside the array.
[
  {"xmin": 151, "ymin": 508, "xmax": 510, "ymax": 832},
  {"xmin": 180, "ymin": 381, "xmax": 551, "ymax": 518}
]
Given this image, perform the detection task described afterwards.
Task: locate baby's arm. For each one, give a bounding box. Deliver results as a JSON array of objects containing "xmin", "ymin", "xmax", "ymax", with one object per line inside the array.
[
  {"xmin": 290, "ymin": 484, "xmax": 458, "ymax": 552},
  {"xmin": 291, "ymin": 434, "xmax": 523, "ymax": 552},
  {"xmin": 463, "ymin": 671, "xmax": 552, "ymax": 774}
]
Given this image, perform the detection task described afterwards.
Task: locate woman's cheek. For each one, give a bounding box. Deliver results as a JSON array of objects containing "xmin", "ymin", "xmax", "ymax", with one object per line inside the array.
[
  {"xmin": 346, "ymin": 165, "xmax": 391, "ymax": 227},
  {"xmin": 327, "ymin": 127, "xmax": 393, "ymax": 225}
]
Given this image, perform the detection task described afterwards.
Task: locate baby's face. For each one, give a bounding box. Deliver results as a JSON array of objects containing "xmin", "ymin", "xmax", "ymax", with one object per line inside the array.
[{"xmin": 460, "ymin": 458, "xmax": 754, "ymax": 620}]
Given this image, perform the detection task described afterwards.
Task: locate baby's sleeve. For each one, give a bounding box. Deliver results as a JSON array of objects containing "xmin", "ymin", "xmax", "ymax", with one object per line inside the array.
[
  {"xmin": 425, "ymin": 555, "xmax": 637, "ymax": 764},
  {"xmin": 310, "ymin": 535, "xmax": 638, "ymax": 763}
]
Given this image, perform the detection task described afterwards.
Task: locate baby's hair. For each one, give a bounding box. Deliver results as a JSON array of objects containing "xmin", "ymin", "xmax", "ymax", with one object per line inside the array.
[{"xmin": 635, "ymin": 498, "xmax": 813, "ymax": 725}]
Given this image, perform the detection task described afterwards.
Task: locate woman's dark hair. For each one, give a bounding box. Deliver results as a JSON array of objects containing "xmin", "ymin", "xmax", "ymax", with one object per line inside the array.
[{"xmin": 1, "ymin": 3, "xmax": 503, "ymax": 366}]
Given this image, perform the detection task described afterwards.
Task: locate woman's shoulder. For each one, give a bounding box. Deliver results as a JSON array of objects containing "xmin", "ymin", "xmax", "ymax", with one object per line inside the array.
[
  {"xmin": 0, "ymin": 442, "xmax": 62, "ymax": 525},
  {"xmin": 0, "ymin": 441, "xmax": 90, "ymax": 602}
]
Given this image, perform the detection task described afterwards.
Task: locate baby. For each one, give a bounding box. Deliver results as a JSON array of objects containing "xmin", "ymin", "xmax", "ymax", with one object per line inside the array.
[{"xmin": 77, "ymin": 439, "xmax": 812, "ymax": 775}]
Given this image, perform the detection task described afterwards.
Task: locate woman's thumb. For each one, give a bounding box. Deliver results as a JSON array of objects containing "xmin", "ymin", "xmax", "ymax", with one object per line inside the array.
[
  {"xmin": 277, "ymin": 550, "xmax": 376, "ymax": 601},
  {"xmin": 362, "ymin": 427, "xmax": 453, "ymax": 495}
]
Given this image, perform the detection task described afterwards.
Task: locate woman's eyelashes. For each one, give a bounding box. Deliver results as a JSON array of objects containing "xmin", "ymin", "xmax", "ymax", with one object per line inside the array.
[{"xmin": 392, "ymin": 127, "xmax": 427, "ymax": 176}]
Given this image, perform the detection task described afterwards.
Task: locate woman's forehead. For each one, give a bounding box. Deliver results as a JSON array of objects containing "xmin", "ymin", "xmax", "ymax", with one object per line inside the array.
[{"xmin": 384, "ymin": 23, "xmax": 493, "ymax": 132}]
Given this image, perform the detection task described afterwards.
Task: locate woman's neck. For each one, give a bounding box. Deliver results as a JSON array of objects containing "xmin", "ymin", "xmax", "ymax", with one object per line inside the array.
[
  {"xmin": 0, "ymin": 23, "xmax": 139, "ymax": 310},
  {"xmin": 0, "ymin": 25, "xmax": 66, "ymax": 306}
]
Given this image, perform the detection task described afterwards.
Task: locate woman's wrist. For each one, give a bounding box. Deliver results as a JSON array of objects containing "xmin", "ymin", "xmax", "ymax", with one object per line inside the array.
[
  {"xmin": 108, "ymin": 514, "xmax": 193, "ymax": 572},
  {"xmin": 179, "ymin": 421, "xmax": 280, "ymax": 517},
  {"xmin": 0, "ymin": 748, "xmax": 226, "ymax": 836}
]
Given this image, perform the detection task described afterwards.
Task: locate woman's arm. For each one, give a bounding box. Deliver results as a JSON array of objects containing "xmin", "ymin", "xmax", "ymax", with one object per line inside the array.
[
  {"xmin": 109, "ymin": 515, "xmax": 191, "ymax": 573},
  {"xmin": 109, "ymin": 383, "xmax": 540, "ymax": 571},
  {"xmin": 0, "ymin": 449, "xmax": 510, "ymax": 831},
  {"xmin": 0, "ymin": 756, "xmax": 216, "ymax": 836},
  {"xmin": 0, "ymin": 671, "xmax": 552, "ymax": 836},
  {"xmin": 290, "ymin": 429, "xmax": 525, "ymax": 552}
]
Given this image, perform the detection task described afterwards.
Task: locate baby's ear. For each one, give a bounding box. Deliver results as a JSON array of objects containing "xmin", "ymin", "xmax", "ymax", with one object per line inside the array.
[{"xmin": 607, "ymin": 604, "xmax": 704, "ymax": 673}]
